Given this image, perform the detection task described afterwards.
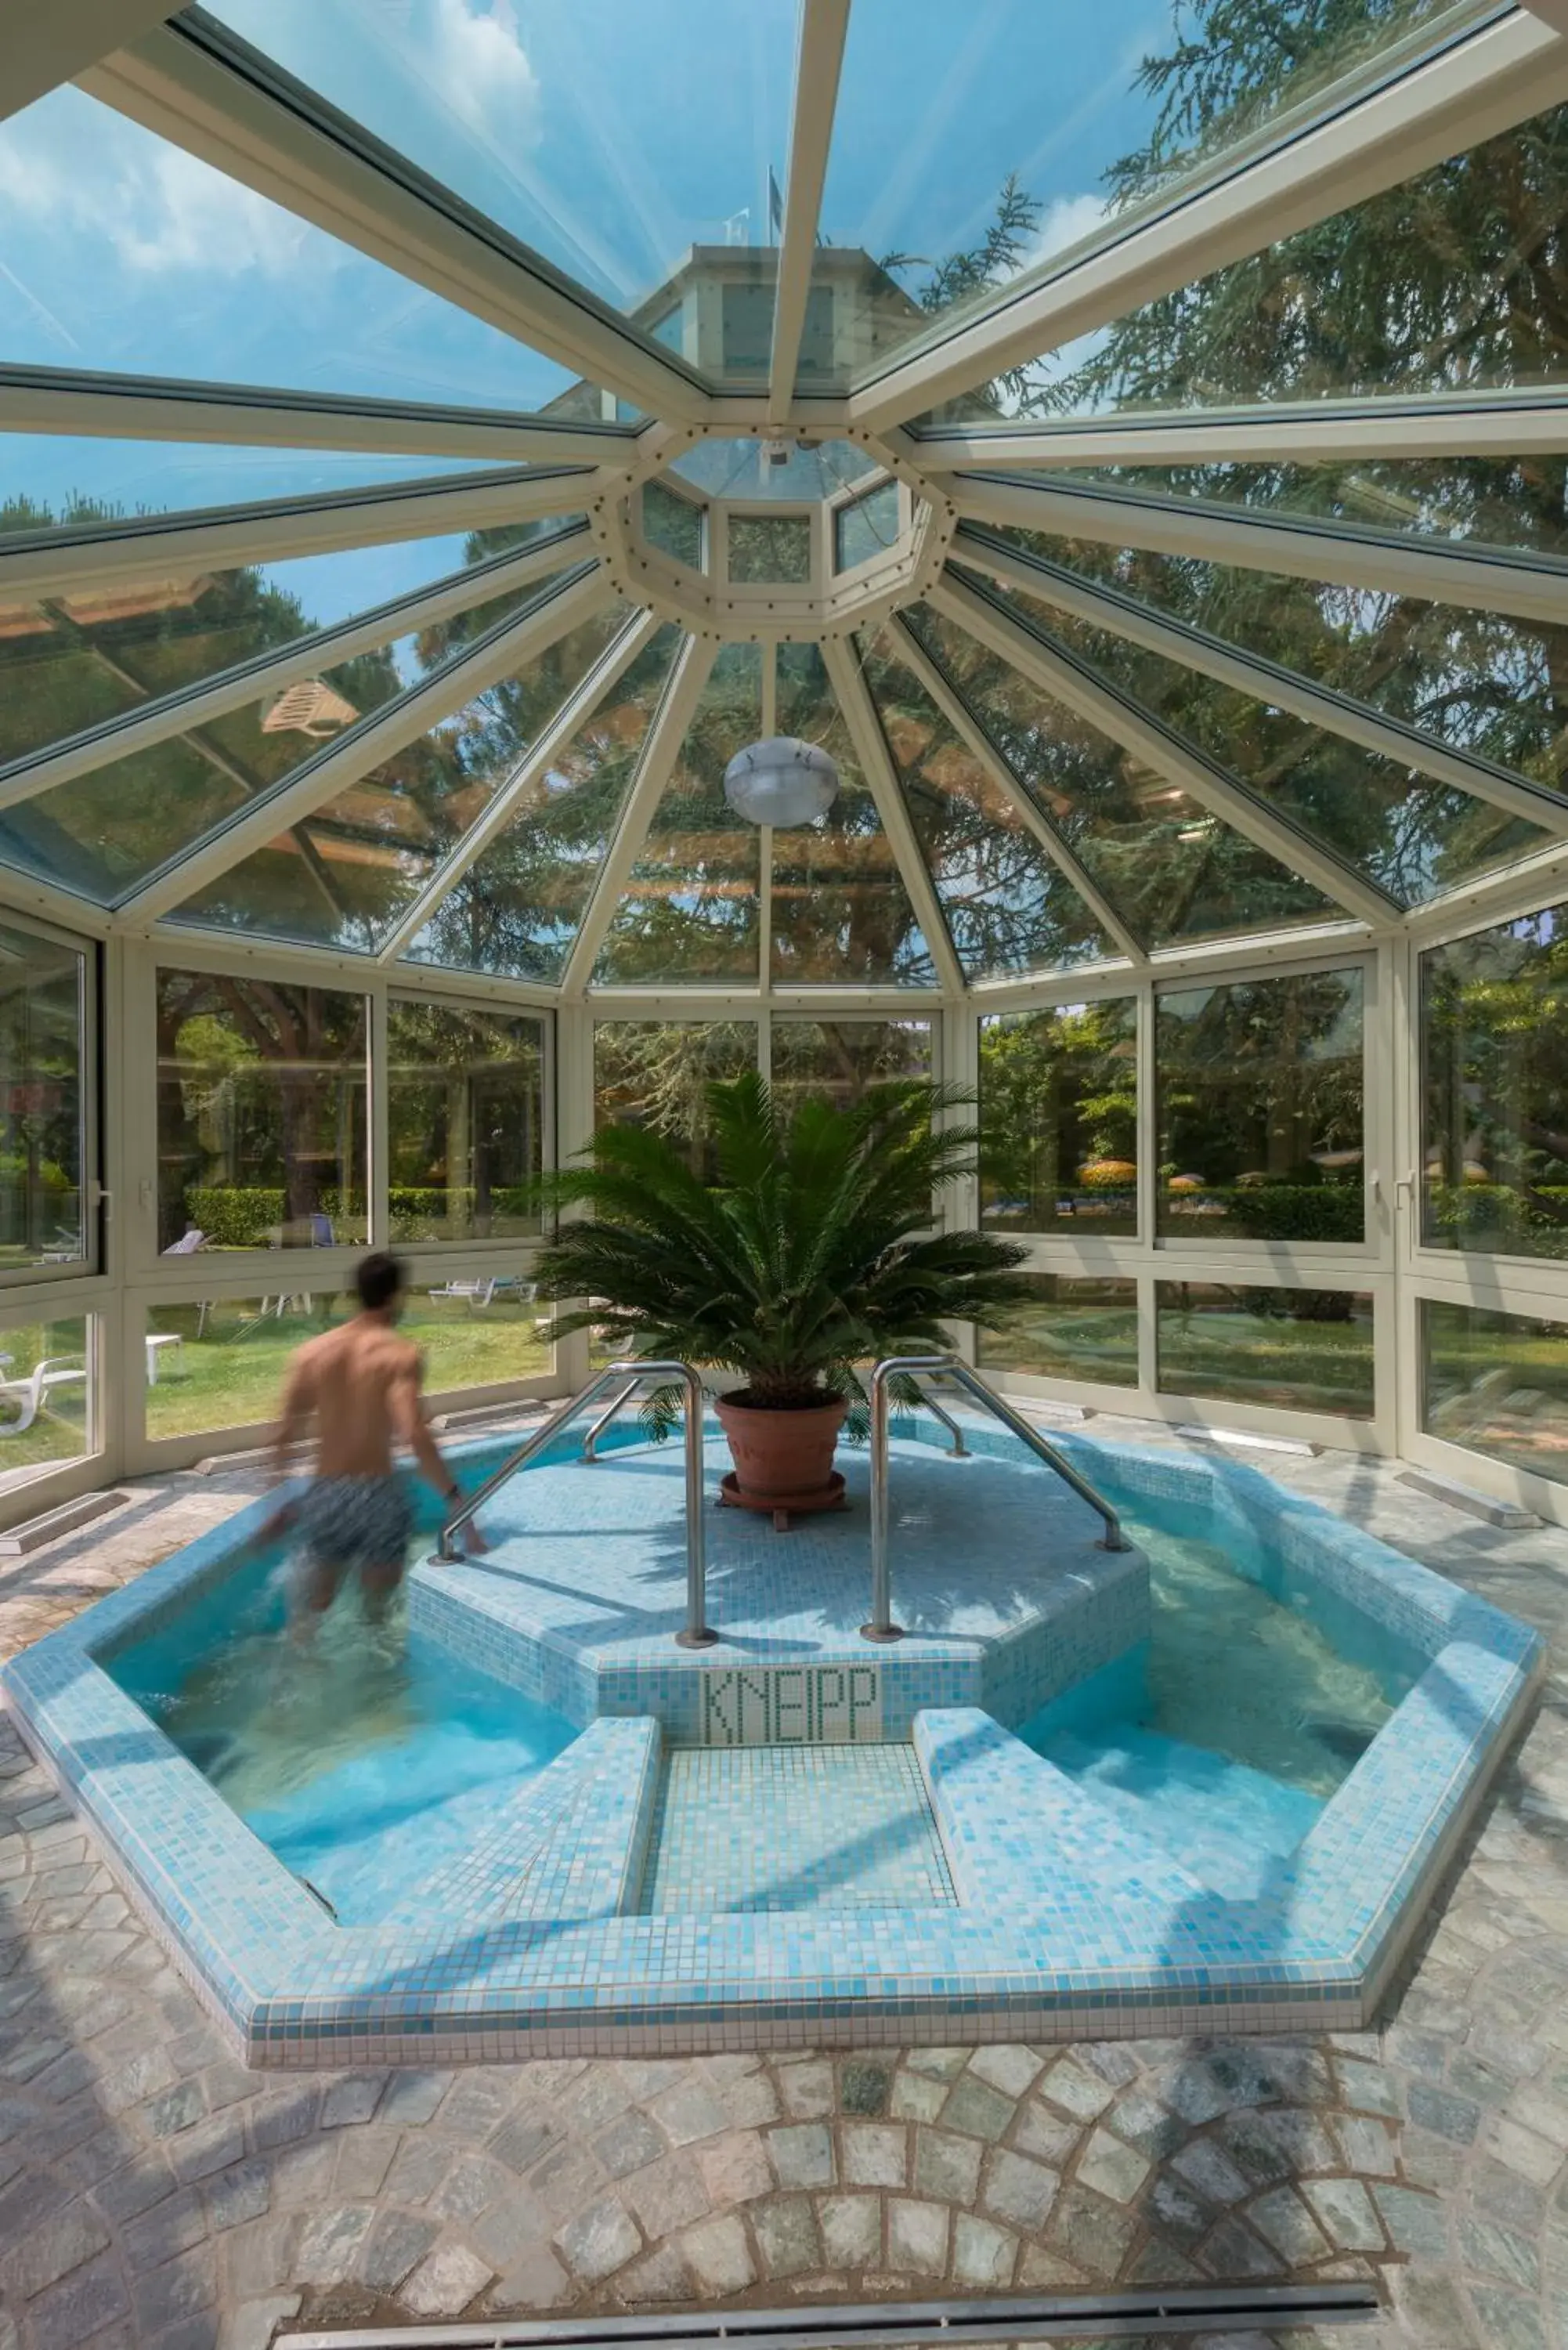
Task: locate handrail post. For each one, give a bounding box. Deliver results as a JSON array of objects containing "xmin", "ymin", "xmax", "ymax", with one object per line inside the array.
[
  {"xmin": 582, "ymin": 1376, "xmax": 641, "ymax": 1462},
  {"xmin": 437, "ymin": 1359, "xmax": 722, "ymax": 1646},
  {"xmin": 675, "ymin": 1364, "xmax": 717, "ymax": 1649},
  {"xmin": 862, "ymin": 1361, "xmax": 904, "ymax": 1643}
]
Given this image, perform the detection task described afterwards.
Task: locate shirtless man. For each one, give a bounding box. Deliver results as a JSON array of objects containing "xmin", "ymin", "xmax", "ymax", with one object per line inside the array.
[{"xmin": 265, "ymin": 1250, "xmax": 480, "ymax": 1628}]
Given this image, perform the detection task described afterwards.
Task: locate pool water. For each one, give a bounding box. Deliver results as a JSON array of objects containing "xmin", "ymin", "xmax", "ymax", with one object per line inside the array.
[
  {"xmin": 111, "ymin": 1539, "xmax": 576, "ymax": 1924},
  {"xmin": 107, "ymin": 1436, "xmax": 1427, "ymax": 1920},
  {"xmin": 1022, "ymin": 1497, "xmax": 1420, "ymax": 1900}
]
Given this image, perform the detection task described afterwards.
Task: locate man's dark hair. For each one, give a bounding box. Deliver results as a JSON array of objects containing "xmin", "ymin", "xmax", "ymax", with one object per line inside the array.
[{"xmin": 356, "ymin": 1250, "xmax": 405, "ymax": 1312}]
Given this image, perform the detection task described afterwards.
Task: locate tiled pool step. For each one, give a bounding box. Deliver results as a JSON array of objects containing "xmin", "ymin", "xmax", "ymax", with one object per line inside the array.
[{"xmin": 639, "ymin": 1743, "xmax": 958, "ymax": 1913}]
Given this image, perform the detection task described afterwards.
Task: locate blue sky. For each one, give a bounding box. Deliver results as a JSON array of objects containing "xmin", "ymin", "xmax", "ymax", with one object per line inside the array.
[{"xmin": 0, "ymin": 5, "xmax": 1169, "ymax": 552}]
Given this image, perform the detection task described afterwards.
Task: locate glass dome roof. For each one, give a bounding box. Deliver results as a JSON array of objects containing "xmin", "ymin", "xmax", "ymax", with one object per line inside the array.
[{"xmin": 2, "ymin": 0, "xmax": 1566, "ymax": 994}]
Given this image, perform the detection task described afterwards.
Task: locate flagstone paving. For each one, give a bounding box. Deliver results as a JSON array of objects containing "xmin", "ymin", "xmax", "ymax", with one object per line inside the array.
[{"xmin": 0, "ymin": 1413, "xmax": 1565, "ymax": 2348}]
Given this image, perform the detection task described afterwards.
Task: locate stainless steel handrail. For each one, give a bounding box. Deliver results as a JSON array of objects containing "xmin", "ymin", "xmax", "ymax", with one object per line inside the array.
[
  {"xmin": 581, "ymin": 1376, "xmax": 642, "ymax": 1461},
  {"xmin": 865, "ymin": 1354, "xmax": 1127, "ymax": 1643},
  {"xmin": 436, "ymin": 1360, "xmax": 717, "ymax": 1648}
]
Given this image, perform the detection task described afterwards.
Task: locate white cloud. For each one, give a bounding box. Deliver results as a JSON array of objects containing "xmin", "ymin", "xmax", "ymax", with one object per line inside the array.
[
  {"xmin": 422, "ymin": 0, "xmax": 540, "ymax": 144},
  {"xmin": 0, "ymin": 99, "xmax": 309, "ymax": 282},
  {"xmin": 111, "ymin": 143, "xmax": 309, "ymax": 278},
  {"xmin": 1024, "ymin": 192, "xmax": 1109, "ymax": 271}
]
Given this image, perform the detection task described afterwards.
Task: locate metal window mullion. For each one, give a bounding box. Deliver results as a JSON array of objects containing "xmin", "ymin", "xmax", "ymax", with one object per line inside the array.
[
  {"xmin": 2, "ymin": 0, "xmax": 185, "ymax": 122},
  {"xmin": 951, "ymin": 471, "xmax": 1568, "ymax": 632},
  {"xmin": 822, "ymin": 637, "xmax": 966, "ymax": 997},
  {"xmin": 81, "ymin": 16, "xmax": 714, "ymax": 425},
  {"xmin": 368, "ymin": 978, "xmax": 390, "ymax": 1251},
  {"xmin": 116, "ymin": 564, "xmax": 619, "ymax": 923},
  {"xmin": 887, "ymin": 610, "xmax": 1147, "ymax": 966},
  {"xmin": 897, "ymin": 384, "xmax": 1568, "ymax": 471},
  {"xmin": 952, "ymin": 523, "xmax": 1568, "ymax": 840},
  {"xmin": 930, "ymin": 566, "xmax": 1398, "ymax": 929},
  {"xmin": 768, "ymin": 0, "xmax": 851, "ymax": 420},
  {"xmin": 0, "ymin": 362, "xmax": 642, "ymax": 466},
  {"xmin": 375, "ymin": 608, "xmax": 660, "ymax": 964},
  {"xmin": 0, "ymin": 522, "xmax": 594, "ymax": 815},
  {"xmin": 558, "ymin": 634, "xmax": 717, "ymax": 998},
  {"xmin": 0, "ymin": 466, "xmax": 600, "ymax": 608},
  {"xmin": 847, "ymin": 6, "xmax": 1568, "ymax": 429}
]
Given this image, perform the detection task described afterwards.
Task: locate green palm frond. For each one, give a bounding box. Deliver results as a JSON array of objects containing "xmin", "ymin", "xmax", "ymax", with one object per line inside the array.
[{"xmin": 533, "ymin": 1069, "xmax": 1031, "ymax": 1423}]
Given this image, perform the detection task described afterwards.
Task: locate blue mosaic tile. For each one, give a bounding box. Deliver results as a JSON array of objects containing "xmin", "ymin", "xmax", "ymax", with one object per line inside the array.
[{"xmin": 0, "ymin": 1419, "xmax": 1544, "ymax": 2064}]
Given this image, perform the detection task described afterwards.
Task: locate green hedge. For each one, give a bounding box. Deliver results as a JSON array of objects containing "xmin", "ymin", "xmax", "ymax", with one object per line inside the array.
[
  {"xmin": 182, "ymin": 1184, "xmax": 537, "ymax": 1249},
  {"xmin": 1162, "ymin": 1184, "xmax": 1364, "ymax": 1242}
]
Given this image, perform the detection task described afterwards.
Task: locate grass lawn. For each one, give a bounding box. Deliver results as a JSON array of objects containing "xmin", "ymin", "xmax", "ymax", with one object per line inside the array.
[{"xmin": 144, "ymin": 1292, "xmax": 552, "ymax": 1441}]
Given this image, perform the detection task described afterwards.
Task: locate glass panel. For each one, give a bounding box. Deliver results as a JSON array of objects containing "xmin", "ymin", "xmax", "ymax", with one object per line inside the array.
[
  {"xmin": 0, "ymin": 536, "xmax": 480, "ymax": 779},
  {"xmin": 0, "ymin": 1314, "xmax": 94, "ymax": 1492},
  {"xmin": 976, "ymin": 1275, "xmax": 1139, "ymax": 1387},
  {"xmin": 1158, "ymin": 971, "xmax": 1366, "ymax": 1244},
  {"xmin": 836, "ymin": 482, "xmax": 901, "ymax": 573},
  {"xmin": 2, "ymin": 570, "xmax": 576, "ymax": 906},
  {"xmin": 815, "ymin": 0, "xmax": 1472, "ymax": 399},
  {"xmin": 594, "ymin": 642, "xmax": 762, "ymax": 985},
  {"xmin": 593, "ymin": 1021, "xmax": 758, "ymax": 1184},
  {"xmin": 1422, "ymin": 1299, "xmax": 1568, "ymax": 1488},
  {"xmin": 769, "ymin": 1020, "xmax": 931, "ymax": 1119},
  {"xmin": 0, "ymin": 85, "xmax": 593, "ymax": 411},
  {"xmin": 770, "ymin": 643, "xmax": 935, "ymax": 985},
  {"xmin": 206, "ymin": 0, "xmax": 796, "ymax": 356},
  {"xmin": 2, "ymin": 436, "xmax": 493, "ymax": 533},
  {"xmin": 0, "ymin": 922, "xmax": 85, "ymax": 1274},
  {"xmin": 1046, "ymin": 99, "xmax": 1568, "ymax": 415},
  {"xmin": 979, "ymin": 1003, "xmax": 1137, "ymax": 1237},
  {"xmin": 672, "ymin": 440, "xmax": 876, "ymax": 501},
  {"xmin": 970, "ymin": 560, "xmax": 1550, "ymax": 908},
  {"xmin": 388, "ymin": 1001, "xmax": 545, "ymax": 1243},
  {"xmin": 1157, "ymin": 1282, "xmax": 1376, "ymax": 1417},
  {"xmin": 864, "ymin": 629, "xmax": 1110, "ymax": 978},
  {"xmin": 143, "ymin": 1293, "xmax": 352, "ymax": 1442},
  {"xmin": 169, "ymin": 596, "xmax": 626, "ymax": 949},
  {"xmin": 403, "ymin": 626, "xmax": 681, "ymax": 982},
  {"xmin": 403, "ymin": 1281, "xmax": 551, "ymax": 1397},
  {"xmin": 905, "ymin": 602, "xmax": 1335, "ymax": 947},
  {"xmin": 992, "ymin": 533, "xmax": 1563, "ymax": 882},
  {"xmin": 1055, "ymin": 459, "xmax": 1568, "ymax": 565},
  {"xmin": 727, "ymin": 515, "xmax": 812, "ymax": 585},
  {"xmin": 156, "ymin": 969, "xmax": 367, "ymax": 1252},
  {"xmin": 642, "ymin": 482, "xmax": 704, "ymax": 569},
  {"xmin": 1421, "ymin": 905, "xmax": 1568, "ymax": 1262}
]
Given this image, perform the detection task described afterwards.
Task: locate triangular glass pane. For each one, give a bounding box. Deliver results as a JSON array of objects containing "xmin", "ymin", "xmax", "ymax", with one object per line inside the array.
[
  {"xmin": 860, "ymin": 626, "xmax": 1115, "ymax": 979},
  {"xmin": 1054, "ymin": 458, "xmax": 1568, "ymax": 564},
  {"xmin": 0, "ymin": 533, "xmax": 515, "ymax": 779},
  {"xmin": 0, "ymin": 567, "xmax": 579, "ymax": 905},
  {"xmin": 905, "ymin": 603, "xmax": 1335, "ymax": 949},
  {"xmin": 169, "ymin": 602, "xmax": 637, "ymax": 950},
  {"xmin": 1023, "ymin": 103, "xmax": 1567, "ymax": 417},
  {"xmin": 768, "ymin": 644, "xmax": 936, "ymax": 987},
  {"xmin": 969, "ymin": 546, "xmax": 1553, "ymax": 906},
  {"xmin": 0, "ymin": 85, "xmax": 605, "ymax": 413},
  {"xmin": 2, "ymin": 437, "xmax": 498, "ymax": 537},
  {"xmin": 207, "ymin": 0, "xmax": 795, "ymax": 362},
  {"xmin": 821, "ymin": 0, "xmax": 1461, "ymax": 404},
  {"xmin": 593, "ymin": 642, "xmax": 764, "ymax": 985},
  {"xmin": 401, "ymin": 624, "xmax": 682, "ymax": 981}
]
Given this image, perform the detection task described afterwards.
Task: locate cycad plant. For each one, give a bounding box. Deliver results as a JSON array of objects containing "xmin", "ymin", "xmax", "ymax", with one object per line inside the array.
[{"xmin": 531, "ymin": 1070, "xmax": 1031, "ymax": 1437}]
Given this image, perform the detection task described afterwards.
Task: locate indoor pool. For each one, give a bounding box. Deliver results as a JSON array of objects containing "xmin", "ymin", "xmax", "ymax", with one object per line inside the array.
[
  {"xmin": 1023, "ymin": 1499, "xmax": 1422, "ymax": 1901},
  {"xmin": 110, "ymin": 1536, "xmax": 576, "ymax": 1925},
  {"xmin": 17, "ymin": 1418, "xmax": 1535, "ymax": 2060}
]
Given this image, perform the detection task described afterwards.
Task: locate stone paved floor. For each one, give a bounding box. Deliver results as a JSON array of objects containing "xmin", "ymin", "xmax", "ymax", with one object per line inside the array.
[{"xmin": 0, "ymin": 1414, "xmax": 1566, "ymax": 2350}]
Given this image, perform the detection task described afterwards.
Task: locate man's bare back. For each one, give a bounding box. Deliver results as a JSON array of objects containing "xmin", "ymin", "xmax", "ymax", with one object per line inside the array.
[
  {"xmin": 280, "ymin": 1317, "xmax": 427, "ymax": 1480},
  {"xmin": 265, "ymin": 1253, "xmax": 479, "ymax": 1628}
]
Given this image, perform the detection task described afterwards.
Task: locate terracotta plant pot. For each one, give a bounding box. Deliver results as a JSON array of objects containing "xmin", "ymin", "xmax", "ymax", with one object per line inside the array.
[{"xmin": 713, "ymin": 1393, "xmax": 849, "ymax": 1528}]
